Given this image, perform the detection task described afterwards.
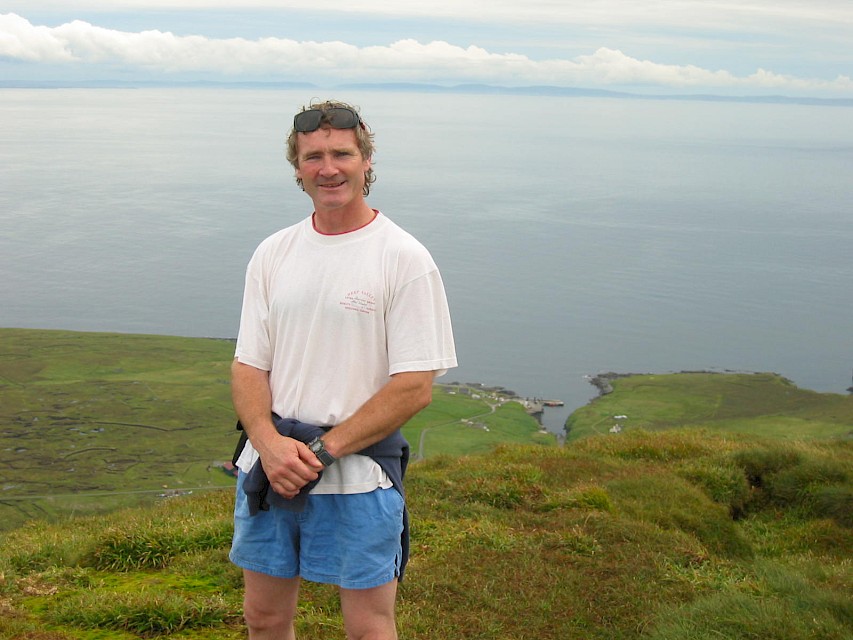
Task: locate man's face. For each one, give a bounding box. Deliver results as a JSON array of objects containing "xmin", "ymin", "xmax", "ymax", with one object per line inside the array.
[{"xmin": 295, "ymin": 127, "xmax": 371, "ymax": 214}]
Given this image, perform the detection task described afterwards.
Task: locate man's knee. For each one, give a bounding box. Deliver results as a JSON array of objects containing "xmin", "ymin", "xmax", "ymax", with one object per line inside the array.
[
  {"xmin": 241, "ymin": 571, "xmax": 300, "ymax": 638},
  {"xmin": 341, "ymin": 581, "xmax": 398, "ymax": 640},
  {"xmin": 344, "ymin": 616, "xmax": 397, "ymax": 640},
  {"xmin": 243, "ymin": 596, "xmax": 295, "ymax": 636}
]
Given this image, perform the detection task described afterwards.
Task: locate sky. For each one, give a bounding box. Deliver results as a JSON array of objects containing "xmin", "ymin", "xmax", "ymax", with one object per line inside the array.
[{"xmin": 1, "ymin": 1, "xmax": 852, "ymax": 98}]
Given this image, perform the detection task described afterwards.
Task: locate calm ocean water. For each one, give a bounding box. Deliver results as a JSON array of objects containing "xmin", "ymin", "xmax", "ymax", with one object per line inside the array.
[{"xmin": 2, "ymin": 88, "xmax": 852, "ymax": 432}]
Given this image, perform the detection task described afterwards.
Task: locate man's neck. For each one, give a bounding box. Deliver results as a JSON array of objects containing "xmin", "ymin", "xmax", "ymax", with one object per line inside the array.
[{"xmin": 312, "ymin": 205, "xmax": 377, "ymax": 235}]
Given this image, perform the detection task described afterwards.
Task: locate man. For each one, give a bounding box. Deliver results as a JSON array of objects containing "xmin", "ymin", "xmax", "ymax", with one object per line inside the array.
[{"xmin": 229, "ymin": 99, "xmax": 457, "ymax": 640}]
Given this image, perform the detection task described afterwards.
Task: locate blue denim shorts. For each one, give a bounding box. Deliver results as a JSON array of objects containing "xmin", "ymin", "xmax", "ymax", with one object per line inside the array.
[{"xmin": 229, "ymin": 472, "xmax": 405, "ymax": 590}]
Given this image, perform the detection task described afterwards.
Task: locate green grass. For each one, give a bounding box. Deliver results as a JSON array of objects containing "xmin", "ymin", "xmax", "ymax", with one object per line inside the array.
[
  {"xmin": 0, "ymin": 328, "xmax": 550, "ymax": 532},
  {"xmin": 2, "ymin": 330, "xmax": 852, "ymax": 638},
  {"xmin": 567, "ymin": 372, "xmax": 853, "ymax": 441},
  {"xmin": 2, "ymin": 432, "xmax": 850, "ymax": 639},
  {"xmin": 406, "ymin": 393, "xmax": 553, "ymax": 459},
  {"xmin": 0, "ymin": 329, "xmax": 240, "ymax": 531}
]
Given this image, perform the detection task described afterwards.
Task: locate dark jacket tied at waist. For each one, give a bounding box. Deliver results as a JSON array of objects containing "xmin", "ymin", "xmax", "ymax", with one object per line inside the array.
[{"xmin": 234, "ymin": 414, "xmax": 412, "ymax": 579}]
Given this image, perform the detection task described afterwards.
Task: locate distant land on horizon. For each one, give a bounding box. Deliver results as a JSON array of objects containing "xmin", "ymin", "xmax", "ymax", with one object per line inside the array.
[{"xmin": 2, "ymin": 79, "xmax": 852, "ymax": 107}]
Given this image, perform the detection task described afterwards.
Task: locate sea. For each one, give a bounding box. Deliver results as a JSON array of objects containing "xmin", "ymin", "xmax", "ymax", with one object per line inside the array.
[{"xmin": 2, "ymin": 87, "xmax": 852, "ymax": 433}]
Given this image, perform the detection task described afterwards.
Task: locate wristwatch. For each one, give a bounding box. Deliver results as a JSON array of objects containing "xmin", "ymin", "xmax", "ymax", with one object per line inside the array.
[{"xmin": 308, "ymin": 437, "xmax": 337, "ymax": 467}]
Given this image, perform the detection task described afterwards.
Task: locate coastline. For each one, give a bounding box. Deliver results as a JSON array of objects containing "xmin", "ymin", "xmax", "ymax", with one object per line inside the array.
[{"xmin": 586, "ymin": 369, "xmax": 804, "ymax": 398}]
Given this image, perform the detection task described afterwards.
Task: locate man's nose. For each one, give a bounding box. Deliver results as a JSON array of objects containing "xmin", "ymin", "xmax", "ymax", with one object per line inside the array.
[{"xmin": 319, "ymin": 156, "xmax": 338, "ymax": 175}]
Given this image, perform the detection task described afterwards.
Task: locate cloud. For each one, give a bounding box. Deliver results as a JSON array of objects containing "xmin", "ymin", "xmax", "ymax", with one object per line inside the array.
[
  {"xmin": 0, "ymin": 12, "xmax": 75, "ymax": 62},
  {"xmin": 2, "ymin": 13, "xmax": 851, "ymax": 95}
]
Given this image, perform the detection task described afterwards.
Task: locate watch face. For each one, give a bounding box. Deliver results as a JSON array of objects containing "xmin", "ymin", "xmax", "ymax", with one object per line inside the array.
[{"xmin": 309, "ymin": 438, "xmax": 334, "ymax": 464}]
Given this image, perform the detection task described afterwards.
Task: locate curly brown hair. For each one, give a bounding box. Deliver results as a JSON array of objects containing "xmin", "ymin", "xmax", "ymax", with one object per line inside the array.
[{"xmin": 286, "ymin": 99, "xmax": 377, "ymax": 196}]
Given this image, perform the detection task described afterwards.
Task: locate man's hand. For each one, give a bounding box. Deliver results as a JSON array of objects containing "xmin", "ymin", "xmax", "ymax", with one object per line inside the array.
[{"xmin": 256, "ymin": 435, "xmax": 325, "ymax": 499}]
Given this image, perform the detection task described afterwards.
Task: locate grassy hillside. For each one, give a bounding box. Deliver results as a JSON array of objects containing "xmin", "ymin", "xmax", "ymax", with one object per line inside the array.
[
  {"xmin": 0, "ymin": 328, "xmax": 551, "ymax": 532},
  {"xmin": 1, "ymin": 330, "xmax": 851, "ymax": 638},
  {"xmin": 567, "ymin": 371, "xmax": 853, "ymax": 441},
  {"xmin": 0, "ymin": 329, "xmax": 238, "ymax": 529},
  {"xmin": 1, "ymin": 429, "xmax": 850, "ymax": 639}
]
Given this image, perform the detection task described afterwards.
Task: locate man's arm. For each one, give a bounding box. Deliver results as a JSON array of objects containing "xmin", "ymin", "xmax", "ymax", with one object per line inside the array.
[
  {"xmin": 320, "ymin": 370, "xmax": 435, "ymax": 459},
  {"xmin": 230, "ymin": 358, "xmax": 323, "ymax": 498}
]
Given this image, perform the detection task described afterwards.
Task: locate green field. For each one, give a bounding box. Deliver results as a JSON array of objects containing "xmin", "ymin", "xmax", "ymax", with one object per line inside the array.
[
  {"xmin": 1, "ymin": 329, "xmax": 851, "ymax": 639},
  {"xmin": 0, "ymin": 328, "xmax": 550, "ymax": 531},
  {"xmin": 567, "ymin": 371, "xmax": 853, "ymax": 441}
]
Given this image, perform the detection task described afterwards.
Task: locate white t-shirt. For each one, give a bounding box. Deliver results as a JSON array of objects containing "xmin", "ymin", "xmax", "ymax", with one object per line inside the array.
[{"xmin": 234, "ymin": 212, "xmax": 457, "ymax": 492}]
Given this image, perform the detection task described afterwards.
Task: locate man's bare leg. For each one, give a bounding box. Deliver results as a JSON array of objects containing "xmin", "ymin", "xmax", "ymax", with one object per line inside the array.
[
  {"xmin": 242, "ymin": 569, "xmax": 301, "ymax": 639},
  {"xmin": 340, "ymin": 579, "xmax": 398, "ymax": 640}
]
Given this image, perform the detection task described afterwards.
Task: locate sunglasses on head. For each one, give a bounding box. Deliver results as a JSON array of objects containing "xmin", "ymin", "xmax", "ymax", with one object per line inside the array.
[{"xmin": 293, "ymin": 107, "xmax": 361, "ymax": 133}]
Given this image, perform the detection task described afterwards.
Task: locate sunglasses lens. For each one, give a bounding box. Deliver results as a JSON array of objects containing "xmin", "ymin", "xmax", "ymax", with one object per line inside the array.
[
  {"xmin": 294, "ymin": 110, "xmax": 323, "ymax": 132},
  {"xmin": 326, "ymin": 108, "xmax": 359, "ymax": 129},
  {"xmin": 294, "ymin": 108, "xmax": 360, "ymax": 132}
]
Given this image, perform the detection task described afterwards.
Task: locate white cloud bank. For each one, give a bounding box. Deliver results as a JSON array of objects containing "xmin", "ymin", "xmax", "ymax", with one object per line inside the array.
[{"xmin": 2, "ymin": 13, "xmax": 851, "ymax": 96}]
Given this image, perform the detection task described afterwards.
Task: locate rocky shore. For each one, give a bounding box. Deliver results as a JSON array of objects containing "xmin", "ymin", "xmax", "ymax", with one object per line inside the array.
[{"xmin": 587, "ymin": 372, "xmax": 635, "ymax": 396}]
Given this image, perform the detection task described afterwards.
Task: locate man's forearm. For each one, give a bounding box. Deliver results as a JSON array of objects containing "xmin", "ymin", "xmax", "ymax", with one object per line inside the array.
[
  {"xmin": 231, "ymin": 358, "xmax": 324, "ymax": 496},
  {"xmin": 230, "ymin": 359, "xmax": 278, "ymax": 453},
  {"xmin": 322, "ymin": 370, "xmax": 435, "ymax": 459}
]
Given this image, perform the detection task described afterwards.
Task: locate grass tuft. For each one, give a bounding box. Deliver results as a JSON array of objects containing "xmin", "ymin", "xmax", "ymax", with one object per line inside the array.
[
  {"xmin": 47, "ymin": 589, "xmax": 233, "ymax": 636},
  {"xmin": 84, "ymin": 518, "xmax": 232, "ymax": 571},
  {"xmin": 677, "ymin": 458, "xmax": 752, "ymax": 517},
  {"xmin": 647, "ymin": 560, "xmax": 853, "ymax": 640}
]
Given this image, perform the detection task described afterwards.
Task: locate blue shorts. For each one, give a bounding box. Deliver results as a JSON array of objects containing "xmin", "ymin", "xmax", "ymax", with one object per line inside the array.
[{"xmin": 229, "ymin": 472, "xmax": 405, "ymax": 590}]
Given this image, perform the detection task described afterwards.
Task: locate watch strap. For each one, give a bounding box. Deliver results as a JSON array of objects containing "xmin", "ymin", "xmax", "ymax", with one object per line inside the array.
[{"xmin": 308, "ymin": 437, "xmax": 337, "ymax": 466}]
